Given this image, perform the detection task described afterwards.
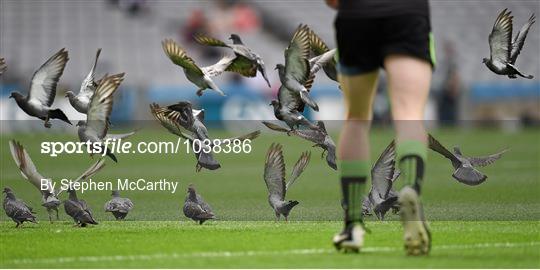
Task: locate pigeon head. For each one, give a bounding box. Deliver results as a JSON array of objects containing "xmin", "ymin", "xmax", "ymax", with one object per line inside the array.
[
  {"xmin": 111, "ymin": 190, "xmax": 120, "ymax": 197},
  {"xmin": 3, "ymin": 187, "xmax": 15, "ymax": 199},
  {"xmin": 3, "ymin": 187, "xmax": 13, "ymax": 194},
  {"xmin": 9, "ymin": 91, "xmax": 24, "ymax": 101},
  {"xmin": 65, "ymin": 91, "xmax": 75, "ymax": 98},
  {"xmin": 269, "ymin": 100, "xmax": 279, "ymax": 108},
  {"xmin": 76, "ymin": 120, "xmax": 86, "ymax": 127},
  {"xmin": 229, "ymin": 34, "xmax": 243, "ymax": 44},
  {"xmin": 482, "ymin": 58, "xmax": 489, "ymax": 64},
  {"xmin": 187, "ymin": 184, "xmax": 197, "ymax": 200}
]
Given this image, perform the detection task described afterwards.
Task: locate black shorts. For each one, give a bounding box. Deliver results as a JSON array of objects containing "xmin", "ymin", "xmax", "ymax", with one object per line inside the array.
[{"xmin": 335, "ymin": 15, "xmax": 436, "ymax": 75}]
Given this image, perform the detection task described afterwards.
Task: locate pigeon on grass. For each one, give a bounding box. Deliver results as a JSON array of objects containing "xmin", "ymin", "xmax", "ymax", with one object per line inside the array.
[
  {"xmin": 428, "ymin": 134, "xmax": 508, "ymax": 185},
  {"xmin": 77, "ymin": 73, "xmax": 125, "ymax": 162},
  {"xmin": 9, "ymin": 140, "xmax": 105, "ymax": 222},
  {"xmin": 162, "ymin": 38, "xmax": 236, "ymax": 96},
  {"xmin": 64, "ymin": 188, "xmax": 98, "ymax": 227},
  {"xmin": 183, "ymin": 184, "xmax": 215, "ymax": 225},
  {"xmin": 104, "ymin": 190, "xmax": 133, "ymax": 220},
  {"xmin": 3, "ymin": 187, "xmax": 37, "ymax": 228},
  {"xmin": 194, "ymin": 34, "xmax": 271, "ymax": 87},
  {"xmin": 264, "ymin": 143, "xmax": 311, "ymax": 221},
  {"xmin": 484, "ymin": 9, "xmax": 536, "ymax": 79},
  {"xmin": 262, "ymin": 120, "xmax": 336, "ymax": 170},
  {"xmin": 9, "ymin": 48, "xmax": 71, "ymax": 128}
]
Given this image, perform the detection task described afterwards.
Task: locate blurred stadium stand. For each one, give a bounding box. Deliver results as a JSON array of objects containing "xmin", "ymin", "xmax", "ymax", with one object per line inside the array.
[{"xmin": 0, "ymin": 0, "xmax": 539, "ymax": 131}]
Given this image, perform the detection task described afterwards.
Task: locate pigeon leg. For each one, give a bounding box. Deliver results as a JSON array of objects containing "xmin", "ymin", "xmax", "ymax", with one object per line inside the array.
[
  {"xmin": 47, "ymin": 209, "xmax": 53, "ymax": 223},
  {"xmin": 275, "ymin": 212, "xmax": 280, "ymax": 222},
  {"xmin": 15, "ymin": 222, "xmax": 21, "ymax": 228},
  {"xmin": 285, "ymin": 216, "xmax": 288, "ymax": 222},
  {"xmin": 44, "ymin": 116, "xmax": 51, "ymax": 128},
  {"xmin": 320, "ymin": 149, "xmax": 327, "ymax": 159},
  {"xmin": 55, "ymin": 208, "xmax": 59, "ymax": 220},
  {"xmin": 196, "ymin": 89, "xmax": 204, "ymax": 97}
]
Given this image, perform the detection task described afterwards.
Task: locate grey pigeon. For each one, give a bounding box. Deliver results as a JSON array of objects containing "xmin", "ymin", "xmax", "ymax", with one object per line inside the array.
[
  {"xmin": 306, "ymin": 27, "xmax": 338, "ymax": 82},
  {"xmin": 162, "ymin": 38, "xmax": 235, "ymax": 96},
  {"xmin": 275, "ymin": 24, "xmax": 319, "ymax": 112},
  {"xmin": 428, "ymin": 134, "xmax": 508, "ymax": 185},
  {"xmin": 9, "ymin": 140, "xmax": 105, "ymax": 222},
  {"xmin": 484, "ymin": 9, "xmax": 536, "ymax": 79},
  {"xmin": 262, "ymin": 120, "xmax": 336, "ymax": 170},
  {"xmin": 183, "ymin": 184, "xmax": 215, "ymax": 224},
  {"xmin": 0, "ymin": 57, "xmax": 6, "ymax": 75},
  {"xmin": 66, "ymin": 49, "xmax": 102, "ymax": 114},
  {"xmin": 77, "ymin": 73, "xmax": 125, "ymax": 162},
  {"xmin": 362, "ymin": 141, "xmax": 401, "ymax": 220},
  {"xmin": 104, "ymin": 190, "xmax": 133, "ymax": 220},
  {"xmin": 309, "ymin": 49, "xmax": 337, "ymax": 79},
  {"xmin": 64, "ymin": 188, "xmax": 98, "ymax": 227},
  {"xmin": 3, "ymin": 187, "xmax": 37, "ymax": 228},
  {"xmin": 9, "ymin": 48, "xmax": 71, "ymax": 128},
  {"xmin": 150, "ymin": 102, "xmax": 260, "ymax": 172},
  {"xmin": 264, "ymin": 143, "xmax": 311, "ymax": 221},
  {"xmin": 194, "ymin": 34, "xmax": 271, "ymax": 87}
]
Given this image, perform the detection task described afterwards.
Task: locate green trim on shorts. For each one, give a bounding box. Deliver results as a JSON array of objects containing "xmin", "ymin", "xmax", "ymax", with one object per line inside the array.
[{"xmin": 429, "ymin": 32, "xmax": 437, "ymax": 67}]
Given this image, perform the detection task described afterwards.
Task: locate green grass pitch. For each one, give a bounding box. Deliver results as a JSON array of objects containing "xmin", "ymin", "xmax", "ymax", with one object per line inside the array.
[{"xmin": 1, "ymin": 127, "xmax": 539, "ymax": 268}]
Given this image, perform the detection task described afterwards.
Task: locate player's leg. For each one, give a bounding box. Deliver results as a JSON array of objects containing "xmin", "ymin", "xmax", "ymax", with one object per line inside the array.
[
  {"xmin": 333, "ymin": 70, "xmax": 378, "ymax": 252},
  {"xmin": 383, "ymin": 13, "xmax": 435, "ymax": 255},
  {"xmin": 332, "ymin": 15, "xmax": 381, "ymax": 252},
  {"xmin": 385, "ymin": 53, "xmax": 433, "ymax": 257}
]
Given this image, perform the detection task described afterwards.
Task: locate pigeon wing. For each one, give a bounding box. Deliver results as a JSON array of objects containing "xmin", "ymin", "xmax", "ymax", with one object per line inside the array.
[
  {"xmin": 284, "ymin": 24, "xmax": 311, "ymax": 83},
  {"xmin": 9, "ymin": 140, "xmax": 53, "ymax": 195},
  {"xmin": 468, "ymin": 148, "xmax": 508, "ymax": 167},
  {"xmin": 264, "ymin": 143, "xmax": 286, "ymax": 200},
  {"xmin": 57, "ymin": 159, "xmax": 105, "ymax": 196},
  {"xmin": 28, "ymin": 48, "xmax": 69, "ymax": 107},
  {"xmin": 150, "ymin": 103, "xmax": 192, "ymax": 139},
  {"xmin": 510, "ymin": 14, "xmax": 536, "ymax": 64},
  {"xmin": 87, "ymin": 73, "xmax": 124, "ymax": 139},
  {"xmin": 225, "ymin": 55, "xmax": 258, "ymax": 77},
  {"xmin": 202, "ymin": 55, "xmax": 236, "ymax": 77},
  {"xmin": 162, "ymin": 39, "xmax": 203, "ymax": 76},
  {"xmin": 262, "ymin": 121, "xmax": 290, "ymax": 133},
  {"xmin": 79, "ymin": 48, "xmax": 101, "ymax": 95},
  {"xmin": 371, "ymin": 140, "xmax": 397, "ymax": 198},
  {"xmin": 428, "ymin": 134, "xmax": 461, "ymax": 166},
  {"xmin": 0, "ymin": 57, "xmax": 6, "ymax": 75},
  {"xmin": 166, "ymin": 101, "xmax": 196, "ymax": 128},
  {"xmin": 489, "ymin": 9, "xmax": 513, "ymax": 63},
  {"xmin": 105, "ymin": 130, "xmax": 137, "ymax": 141},
  {"xmin": 193, "ymin": 35, "xmax": 230, "ymax": 48},
  {"xmin": 286, "ymin": 151, "xmax": 311, "ymax": 190}
]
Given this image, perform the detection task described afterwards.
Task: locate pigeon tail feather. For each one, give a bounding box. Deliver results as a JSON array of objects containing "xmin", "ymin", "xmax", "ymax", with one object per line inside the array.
[{"xmin": 48, "ymin": 109, "xmax": 72, "ymax": 125}]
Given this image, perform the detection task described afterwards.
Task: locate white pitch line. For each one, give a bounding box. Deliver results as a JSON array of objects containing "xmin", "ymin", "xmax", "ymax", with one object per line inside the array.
[{"xmin": 6, "ymin": 242, "xmax": 540, "ymax": 265}]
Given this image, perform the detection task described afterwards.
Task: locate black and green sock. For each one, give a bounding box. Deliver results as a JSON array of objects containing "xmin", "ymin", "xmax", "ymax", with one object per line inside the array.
[
  {"xmin": 396, "ymin": 140, "xmax": 427, "ymax": 194},
  {"xmin": 340, "ymin": 160, "xmax": 370, "ymax": 226}
]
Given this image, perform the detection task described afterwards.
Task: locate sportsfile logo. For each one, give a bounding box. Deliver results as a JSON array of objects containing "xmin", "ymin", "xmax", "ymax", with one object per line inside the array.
[{"xmin": 40, "ymin": 138, "xmax": 253, "ymax": 157}]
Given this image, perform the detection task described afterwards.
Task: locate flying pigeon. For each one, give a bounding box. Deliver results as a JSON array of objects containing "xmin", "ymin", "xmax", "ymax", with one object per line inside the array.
[
  {"xmin": 3, "ymin": 187, "xmax": 37, "ymax": 228},
  {"xmin": 9, "ymin": 140, "xmax": 105, "ymax": 222},
  {"xmin": 66, "ymin": 49, "xmax": 104, "ymax": 114},
  {"xmin": 428, "ymin": 134, "xmax": 508, "ymax": 185},
  {"xmin": 484, "ymin": 9, "xmax": 536, "ymax": 79},
  {"xmin": 77, "ymin": 73, "xmax": 125, "ymax": 162},
  {"xmin": 0, "ymin": 57, "xmax": 6, "ymax": 75},
  {"xmin": 262, "ymin": 120, "xmax": 336, "ymax": 170},
  {"xmin": 305, "ymin": 27, "xmax": 338, "ymax": 82},
  {"xmin": 104, "ymin": 190, "xmax": 133, "ymax": 220},
  {"xmin": 362, "ymin": 140, "xmax": 401, "ymax": 220},
  {"xmin": 194, "ymin": 34, "xmax": 271, "ymax": 87},
  {"xmin": 183, "ymin": 184, "xmax": 215, "ymax": 224},
  {"xmin": 162, "ymin": 38, "xmax": 236, "ymax": 96},
  {"xmin": 64, "ymin": 188, "xmax": 98, "ymax": 227},
  {"xmin": 9, "ymin": 48, "xmax": 71, "ymax": 128},
  {"xmin": 264, "ymin": 143, "xmax": 311, "ymax": 221},
  {"xmin": 150, "ymin": 102, "xmax": 260, "ymax": 172},
  {"xmin": 275, "ymin": 24, "xmax": 319, "ymax": 112}
]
